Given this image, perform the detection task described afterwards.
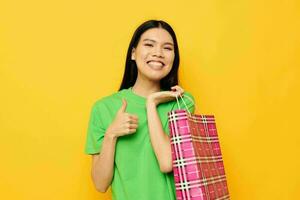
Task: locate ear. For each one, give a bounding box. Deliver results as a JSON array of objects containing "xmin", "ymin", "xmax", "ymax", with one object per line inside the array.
[{"xmin": 131, "ymin": 48, "xmax": 136, "ymax": 60}]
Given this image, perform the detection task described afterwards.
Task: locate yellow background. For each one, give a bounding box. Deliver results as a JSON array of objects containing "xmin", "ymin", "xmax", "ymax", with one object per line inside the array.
[{"xmin": 1, "ymin": 0, "xmax": 299, "ymax": 199}]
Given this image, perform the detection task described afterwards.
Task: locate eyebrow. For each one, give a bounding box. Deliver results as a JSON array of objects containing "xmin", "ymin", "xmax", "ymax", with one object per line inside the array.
[{"xmin": 142, "ymin": 39, "xmax": 174, "ymax": 46}]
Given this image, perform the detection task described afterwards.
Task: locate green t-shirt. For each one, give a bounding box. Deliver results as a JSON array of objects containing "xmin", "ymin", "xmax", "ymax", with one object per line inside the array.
[{"xmin": 85, "ymin": 87, "xmax": 195, "ymax": 200}]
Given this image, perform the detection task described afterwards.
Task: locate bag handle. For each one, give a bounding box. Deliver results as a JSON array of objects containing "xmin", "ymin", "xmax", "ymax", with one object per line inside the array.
[{"xmin": 175, "ymin": 93, "xmax": 196, "ymax": 115}]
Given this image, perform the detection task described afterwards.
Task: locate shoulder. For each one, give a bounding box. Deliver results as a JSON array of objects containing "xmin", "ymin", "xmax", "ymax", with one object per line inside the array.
[
  {"xmin": 182, "ymin": 91, "xmax": 195, "ymax": 103},
  {"xmin": 183, "ymin": 91, "xmax": 194, "ymax": 99},
  {"xmin": 176, "ymin": 90, "xmax": 196, "ymax": 113},
  {"xmin": 167, "ymin": 90, "xmax": 195, "ymax": 106},
  {"xmin": 90, "ymin": 90, "xmax": 124, "ymax": 112}
]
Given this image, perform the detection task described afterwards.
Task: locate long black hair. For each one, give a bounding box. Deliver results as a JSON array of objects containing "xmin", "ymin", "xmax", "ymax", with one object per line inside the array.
[{"xmin": 118, "ymin": 20, "xmax": 180, "ymax": 91}]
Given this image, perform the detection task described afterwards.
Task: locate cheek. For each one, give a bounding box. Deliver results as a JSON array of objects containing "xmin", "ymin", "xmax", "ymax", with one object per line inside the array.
[
  {"xmin": 137, "ymin": 47, "xmax": 149, "ymax": 58},
  {"xmin": 167, "ymin": 53, "xmax": 175, "ymax": 64}
]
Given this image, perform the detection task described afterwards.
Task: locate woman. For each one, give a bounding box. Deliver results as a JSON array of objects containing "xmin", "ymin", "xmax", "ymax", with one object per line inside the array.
[{"xmin": 85, "ymin": 19, "xmax": 195, "ymax": 200}]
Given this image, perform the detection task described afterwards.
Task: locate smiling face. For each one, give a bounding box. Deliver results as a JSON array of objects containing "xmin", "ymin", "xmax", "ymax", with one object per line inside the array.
[{"xmin": 131, "ymin": 28, "xmax": 175, "ymax": 82}]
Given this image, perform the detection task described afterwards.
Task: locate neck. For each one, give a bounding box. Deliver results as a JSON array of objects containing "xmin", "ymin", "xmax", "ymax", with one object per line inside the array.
[{"xmin": 132, "ymin": 75, "xmax": 161, "ymax": 98}]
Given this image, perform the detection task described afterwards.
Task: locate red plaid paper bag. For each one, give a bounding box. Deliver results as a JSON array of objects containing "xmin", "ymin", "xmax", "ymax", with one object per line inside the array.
[{"xmin": 168, "ymin": 94, "xmax": 230, "ymax": 200}]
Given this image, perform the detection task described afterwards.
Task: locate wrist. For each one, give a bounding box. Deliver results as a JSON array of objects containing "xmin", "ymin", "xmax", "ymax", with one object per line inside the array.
[
  {"xmin": 106, "ymin": 128, "xmax": 118, "ymax": 140},
  {"xmin": 146, "ymin": 97, "xmax": 158, "ymax": 107}
]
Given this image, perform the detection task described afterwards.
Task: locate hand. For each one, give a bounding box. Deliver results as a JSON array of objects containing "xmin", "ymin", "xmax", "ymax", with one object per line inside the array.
[
  {"xmin": 147, "ymin": 85, "xmax": 184, "ymax": 106},
  {"xmin": 106, "ymin": 99, "xmax": 139, "ymax": 138}
]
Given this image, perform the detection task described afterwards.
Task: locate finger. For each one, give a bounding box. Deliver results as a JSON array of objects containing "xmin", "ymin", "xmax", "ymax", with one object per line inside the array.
[
  {"xmin": 171, "ymin": 85, "xmax": 177, "ymax": 91},
  {"xmin": 126, "ymin": 120, "xmax": 138, "ymax": 127},
  {"xmin": 129, "ymin": 118, "xmax": 139, "ymax": 124},
  {"xmin": 125, "ymin": 117, "xmax": 139, "ymax": 124},
  {"xmin": 125, "ymin": 121, "xmax": 138, "ymax": 128},
  {"xmin": 129, "ymin": 114, "xmax": 139, "ymax": 120},
  {"xmin": 174, "ymin": 91, "xmax": 181, "ymax": 98},
  {"xmin": 176, "ymin": 87, "xmax": 185, "ymax": 96},
  {"xmin": 176, "ymin": 85, "xmax": 184, "ymax": 93},
  {"xmin": 170, "ymin": 88, "xmax": 181, "ymax": 96},
  {"xmin": 125, "ymin": 115, "xmax": 138, "ymax": 123},
  {"xmin": 126, "ymin": 128, "xmax": 137, "ymax": 134},
  {"xmin": 171, "ymin": 85, "xmax": 184, "ymax": 93},
  {"xmin": 129, "ymin": 123, "xmax": 138, "ymax": 129},
  {"xmin": 165, "ymin": 90, "xmax": 179, "ymax": 98},
  {"xmin": 118, "ymin": 98, "xmax": 127, "ymax": 113}
]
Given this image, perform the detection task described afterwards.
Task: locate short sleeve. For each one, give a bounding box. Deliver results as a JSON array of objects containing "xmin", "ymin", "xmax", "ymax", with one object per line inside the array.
[
  {"xmin": 84, "ymin": 102, "xmax": 106, "ymax": 155},
  {"xmin": 175, "ymin": 91, "xmax": 196, "ymax": 114}
]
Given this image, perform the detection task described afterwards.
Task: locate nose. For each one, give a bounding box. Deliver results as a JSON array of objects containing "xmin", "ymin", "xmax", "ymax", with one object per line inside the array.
[{"xmin": 152, "ymin": 46, "xmax": 164, "ymax": 58}]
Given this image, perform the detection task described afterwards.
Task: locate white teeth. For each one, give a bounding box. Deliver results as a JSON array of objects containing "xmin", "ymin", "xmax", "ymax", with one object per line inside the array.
[{"xmin": 148, "ymin": 61, "xmax": 163, "ymax": 67}]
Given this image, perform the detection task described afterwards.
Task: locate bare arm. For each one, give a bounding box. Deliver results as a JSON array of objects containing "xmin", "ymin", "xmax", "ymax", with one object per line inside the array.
[
  {"xmin": 91, "ymin": 133, "xmax": 117, "ymax": 193},
  {"xmin": 146, "ymin": 101, "xmax": 173, "ymax": 173},
  {"xmin": 90, "ymin": 99, "xmax": 138, "ymax": 193}
]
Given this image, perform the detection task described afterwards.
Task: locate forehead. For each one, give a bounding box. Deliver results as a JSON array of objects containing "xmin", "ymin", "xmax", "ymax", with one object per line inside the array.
[{"xmin": 140, "ymin": 28, "xmax": 174, "ymax": 44}]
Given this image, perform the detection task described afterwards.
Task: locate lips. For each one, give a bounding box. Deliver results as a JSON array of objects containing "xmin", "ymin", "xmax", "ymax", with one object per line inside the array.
[{"xmin": 146, "ymin": 60, "xmax": 165, "ymax": 67}]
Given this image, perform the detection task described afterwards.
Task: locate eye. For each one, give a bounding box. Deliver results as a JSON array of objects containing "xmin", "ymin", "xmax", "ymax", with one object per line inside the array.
[
  {"xmin": 144, "ymin": 43, "xmax": 153, "ymax": 47},
  {"xmin": 164, "ymin": 47, "xmax": 173, "ymax": 50}
]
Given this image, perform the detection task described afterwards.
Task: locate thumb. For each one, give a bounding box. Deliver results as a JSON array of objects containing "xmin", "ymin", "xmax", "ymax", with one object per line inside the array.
[{"xmin": 118, "ymin": 98, "xmax": 127, "ymax": 113}]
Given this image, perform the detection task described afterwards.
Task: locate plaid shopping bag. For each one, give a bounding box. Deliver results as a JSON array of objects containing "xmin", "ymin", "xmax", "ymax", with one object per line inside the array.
[{"xmin": 168, "ymin": 94, "xmax": 230, "ymax": 200}]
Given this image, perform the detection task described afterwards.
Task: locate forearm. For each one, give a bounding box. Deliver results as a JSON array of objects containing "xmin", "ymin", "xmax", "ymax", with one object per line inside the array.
[
  {"xmin": 92, "ymin": 133, "xmax": 117, "ymax": 192},
  {"xmin": 146, "ymin": 101, "xmax": 173, "ymax": 173}
]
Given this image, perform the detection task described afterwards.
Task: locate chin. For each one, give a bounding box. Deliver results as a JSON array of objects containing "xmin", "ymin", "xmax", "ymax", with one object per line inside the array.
[
  {"xmin": 147, "ymin": 73, "xmax": 169, "ymax": 82},
  {"xmin": 138, "ymin": 66, "xmax": 171, "ymax": 82}
]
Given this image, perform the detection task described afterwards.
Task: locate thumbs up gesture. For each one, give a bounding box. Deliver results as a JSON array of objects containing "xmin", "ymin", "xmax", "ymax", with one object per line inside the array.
[{"xmin": 106, "ymin": 99, "xmax": 139, "ymax": 138}]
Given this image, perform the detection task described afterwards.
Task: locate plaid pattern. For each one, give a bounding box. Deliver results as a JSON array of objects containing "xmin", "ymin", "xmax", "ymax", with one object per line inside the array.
[{"xmin": 168, "ymin": 109, "xmax": 230, "ymax": 200}]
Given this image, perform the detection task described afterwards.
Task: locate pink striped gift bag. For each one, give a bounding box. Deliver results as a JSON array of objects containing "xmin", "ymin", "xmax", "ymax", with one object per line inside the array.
[{"xmin": 168, "ymin": 94, "xmax": 230, "ymax": 200}]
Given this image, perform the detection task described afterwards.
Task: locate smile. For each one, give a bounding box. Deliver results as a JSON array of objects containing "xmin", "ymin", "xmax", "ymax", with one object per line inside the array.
[
  {"xmin": 147, "ymin": 61, "xmax": 165, "ymax": 70},
  {"xmin": 146, "ymin": 60, "xmax": 165, "ymax": 69}
]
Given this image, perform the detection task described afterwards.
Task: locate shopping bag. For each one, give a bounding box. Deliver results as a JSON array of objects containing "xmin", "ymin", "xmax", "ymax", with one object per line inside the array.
[{"xmin": 168, "ymin": 94, "xmax": 230, "ymax": 200}]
